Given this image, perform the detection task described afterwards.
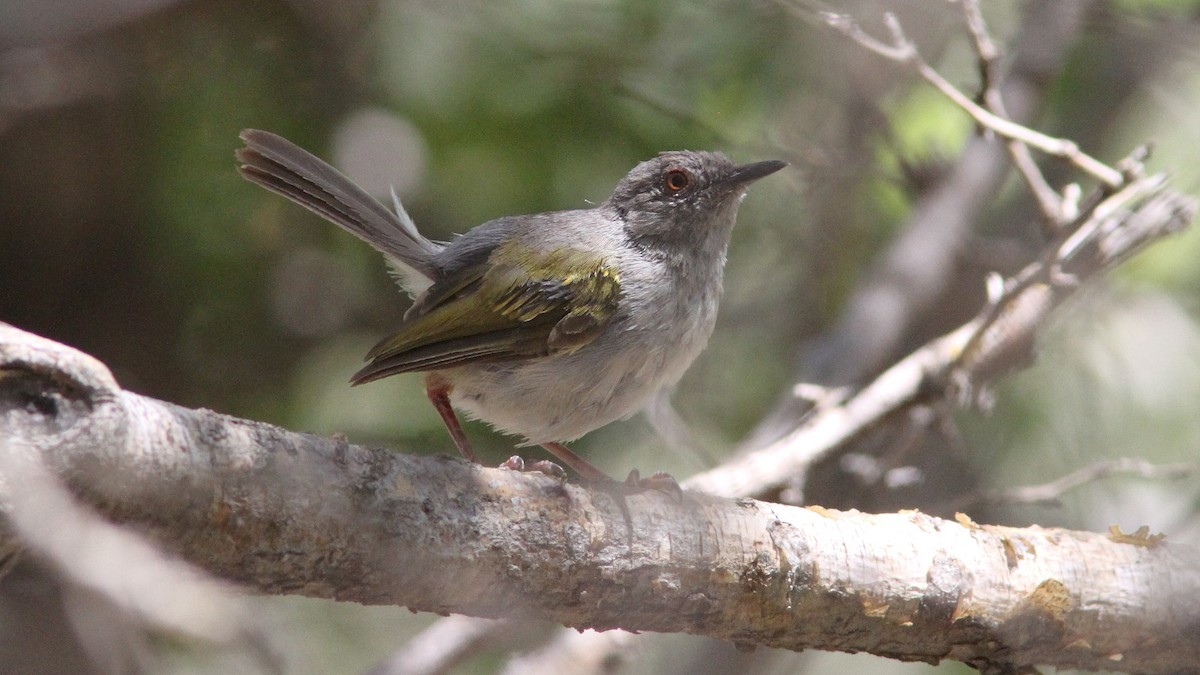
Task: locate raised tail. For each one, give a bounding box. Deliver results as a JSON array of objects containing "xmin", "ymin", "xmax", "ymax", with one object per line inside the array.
[{"xmin": 237, "ymin": 129, "xmax": 442, "ymax": 290}]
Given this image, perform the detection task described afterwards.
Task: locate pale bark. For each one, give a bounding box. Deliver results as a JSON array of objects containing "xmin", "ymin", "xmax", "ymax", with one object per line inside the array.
[{"xmin": 1, "ymin": 323, "xmax": 1198, "ymax": 673}]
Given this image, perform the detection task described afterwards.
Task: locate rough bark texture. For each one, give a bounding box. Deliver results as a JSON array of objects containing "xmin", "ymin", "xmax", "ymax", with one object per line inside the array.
[{"xmin": 2, "ymin": 323, "xmax": 1198, "ymax": 673}]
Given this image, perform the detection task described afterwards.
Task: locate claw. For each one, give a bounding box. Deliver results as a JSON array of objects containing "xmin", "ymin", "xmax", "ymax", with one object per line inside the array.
[
  {"xmin": 526, "ymin": 460, "xmax": 567, "ymax": 479},
  {"xmin": 501, "ymin": 455, "xmax": 566, "ymax": 479},
  {"xmin": 625, "ymin": 469, "xmax": 683, "ymax": 501}
]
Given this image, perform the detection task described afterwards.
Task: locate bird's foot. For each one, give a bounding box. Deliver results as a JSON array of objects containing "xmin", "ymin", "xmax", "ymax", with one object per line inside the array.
[
  {"xmin": 624, "ymin": 469, "xmax": 683, "ymax": 501},
  {"xmin": 502, "ymin": 455, "xmax": 567, "ymax": 479}
]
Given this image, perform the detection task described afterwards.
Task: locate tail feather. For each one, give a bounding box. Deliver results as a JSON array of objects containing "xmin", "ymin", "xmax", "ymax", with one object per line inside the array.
[{"xmin": 237, "ymin": 129, "xmax": 442, "ymax": 287}]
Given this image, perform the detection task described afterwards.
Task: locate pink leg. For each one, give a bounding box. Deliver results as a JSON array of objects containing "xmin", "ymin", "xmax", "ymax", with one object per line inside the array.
[
  {"xmin": 425, "ymin": 375, "xmax": 478, "ymax": 463},
  {"xmin": 540, "ymin": 442, "xmax": 613, "ymax": 482},
  {"xmin": 543, "ymin": 444, "xmax": 681, "ymax": 497}
]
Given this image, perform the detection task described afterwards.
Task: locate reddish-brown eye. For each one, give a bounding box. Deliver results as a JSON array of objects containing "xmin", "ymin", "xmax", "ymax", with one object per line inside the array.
[{"xmin": 664, "ymin": 168, "xmax": 692, "ymax": 194}]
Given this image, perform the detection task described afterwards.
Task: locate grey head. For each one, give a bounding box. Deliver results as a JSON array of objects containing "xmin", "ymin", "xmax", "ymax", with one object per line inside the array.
[
  {"xmin": 427, "ymin": 151, "xmax": 786, "ymax": 283},
  {"xmin": 603, "ymin": 151, "xmax": 787, "ymax": 257}
]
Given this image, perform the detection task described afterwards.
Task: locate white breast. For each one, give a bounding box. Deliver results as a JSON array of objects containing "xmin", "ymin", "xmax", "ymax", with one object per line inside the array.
[{"xmin": 444, "ymin": 259, "xmax": 721, "ymax": 444}]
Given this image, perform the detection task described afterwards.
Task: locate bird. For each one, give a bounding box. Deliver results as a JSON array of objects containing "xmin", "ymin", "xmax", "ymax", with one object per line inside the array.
[{"xmin": 236, "ymin": 129, "xmax": 785, "ymax": 483}]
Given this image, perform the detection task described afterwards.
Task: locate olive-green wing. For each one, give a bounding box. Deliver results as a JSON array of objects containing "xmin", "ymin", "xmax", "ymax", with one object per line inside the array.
[{"xmin": 351, "ymin": 245, "xmax": 621, "ymax": 385}]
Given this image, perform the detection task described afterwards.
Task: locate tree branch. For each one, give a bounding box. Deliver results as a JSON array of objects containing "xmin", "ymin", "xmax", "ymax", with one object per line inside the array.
[
  {"xmin": 824, "ymin": 10, "xmax": 1124, "ymax": 189},
  {"xmin": 748, "ymin": 0, "xmax": 1095, "ymax": 452},
  {"xmin": 688, "ymin": 177, "xmax": 1195, "ymax": 500},
  {"xmin": 1, "ymin": 324, "xmax": 1199, "ymax": 673},
  {"xmin": 979, "ymin": 458, "xmax": 1196, "ymax": 509},
  {"xmin": 959, "ymin": 0, "xmax": 1065, "ymax": 228}
]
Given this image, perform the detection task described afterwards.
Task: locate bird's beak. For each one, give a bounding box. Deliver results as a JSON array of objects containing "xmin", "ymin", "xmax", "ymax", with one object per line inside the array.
[{"xmin": 723, "ymin": 159, "xmax": 788, "ymax": 187}]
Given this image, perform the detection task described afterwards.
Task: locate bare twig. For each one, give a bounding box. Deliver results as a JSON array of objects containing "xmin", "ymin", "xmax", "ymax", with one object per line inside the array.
[
  {"xmin": 960, "ymin": 0, "xmax": 1064, "ymax": 226},
  {"xmin": 823, "ymin": 10, "xmax": 1125, "ymax": 188},
  {"xmin": 690, "ymin": 181, "xmax": 1194, "ymax": 500},
  {"xmin": 746, "ymin": 1, "xmax": 1093, "ymax": 436},
  {"xmin": 980, "ymin": 458, "xmax": 1195, "ymax": 508},
  {"xmin": 952, "ymin": 171, "xmax": 1153, "ymax": 377}
]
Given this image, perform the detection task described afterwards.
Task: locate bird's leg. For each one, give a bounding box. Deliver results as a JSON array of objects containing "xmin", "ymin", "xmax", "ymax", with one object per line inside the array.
[
  {"xmin": 542, "ymin": 443, "xmax": 681, "ymax": 498},
  {"xmin": 424, "ymin": 375, "xmax": 478, "ymax": 463},
  {"xmin": 424, "ymin": 376, "xmax": 674, "ymax": 492},
  {"xmin": 540, "ymin": 442, "xmax": 614, "ymax": 482},
  {"xmin": 424, "ymin": 376, "xmax": 565, "ymax": 478}
]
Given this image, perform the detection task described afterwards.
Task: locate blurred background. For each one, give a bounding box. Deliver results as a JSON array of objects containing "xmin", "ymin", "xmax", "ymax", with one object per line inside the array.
[{"xmin": 2, "ymin": 0, "xmax": 1199, "ymax": 673}]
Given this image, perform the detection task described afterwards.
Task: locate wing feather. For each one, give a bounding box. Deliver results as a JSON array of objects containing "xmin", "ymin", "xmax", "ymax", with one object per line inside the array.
[{"xmin": 351, "ymin": 242, "xmax": 621, "ymax": 384}]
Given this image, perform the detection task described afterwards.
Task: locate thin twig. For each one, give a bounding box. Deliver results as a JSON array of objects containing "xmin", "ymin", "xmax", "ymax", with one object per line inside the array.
[
  {"xmin": 823, "ymin": 10, "xmax": 1125, "ymax": 188},
  {"xmin": 981, "ymin": 458, "xmax": 1195, "ymax": 507},
  {"xmin": 687, "ymin": 179, "xmax": 1195, "ymax": 500},
  {"xmin": 960, "ymin": 0, "xmax": 1065, "ymax": 226},
  {"xmin": 950, "ymin": 172, "xmax": 1172, "ymax": 391}
]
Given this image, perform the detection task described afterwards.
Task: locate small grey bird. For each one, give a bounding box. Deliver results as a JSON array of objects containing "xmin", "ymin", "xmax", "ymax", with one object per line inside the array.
[{"xmin": 237, "ymin": 130, "xmax": 785, "ymax": 482}]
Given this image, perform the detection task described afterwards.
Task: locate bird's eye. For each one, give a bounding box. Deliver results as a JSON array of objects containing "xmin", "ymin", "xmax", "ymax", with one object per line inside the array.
[{"xmin": 664, "ymin": 168, "xmax": 692, "ymax": 194}]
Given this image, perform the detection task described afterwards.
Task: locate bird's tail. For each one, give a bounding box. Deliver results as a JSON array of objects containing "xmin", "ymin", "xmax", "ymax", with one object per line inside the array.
[{"xmin": 237, "ymin": 129, "xmax": 441, "ymax": 292}]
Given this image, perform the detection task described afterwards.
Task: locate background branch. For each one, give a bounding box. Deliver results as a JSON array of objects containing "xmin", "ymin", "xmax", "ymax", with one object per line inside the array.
[
  {"xmin": 824, "ymin": 10, "xmax": 1124, "ymax": 188},
  {"xmin": 977, "ymin": 457, "xmax": 1196, "ymax": 509},
  {"xmin": 957, "ymin": 0, "xmax": 1064, "ymax": 226},
  {"xmin": 748, "ymin": 0, "xmax": 1094, "ymax": 449},
  {"xmin": 689, "ymin": 179, "xmax": 1194, "ymax": 500}
]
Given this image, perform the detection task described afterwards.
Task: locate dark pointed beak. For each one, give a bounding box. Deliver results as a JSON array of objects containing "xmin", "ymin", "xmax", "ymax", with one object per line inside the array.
[{"xmin": 724, "ymin": 159, "xmax": 788, "ymax": 187}]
